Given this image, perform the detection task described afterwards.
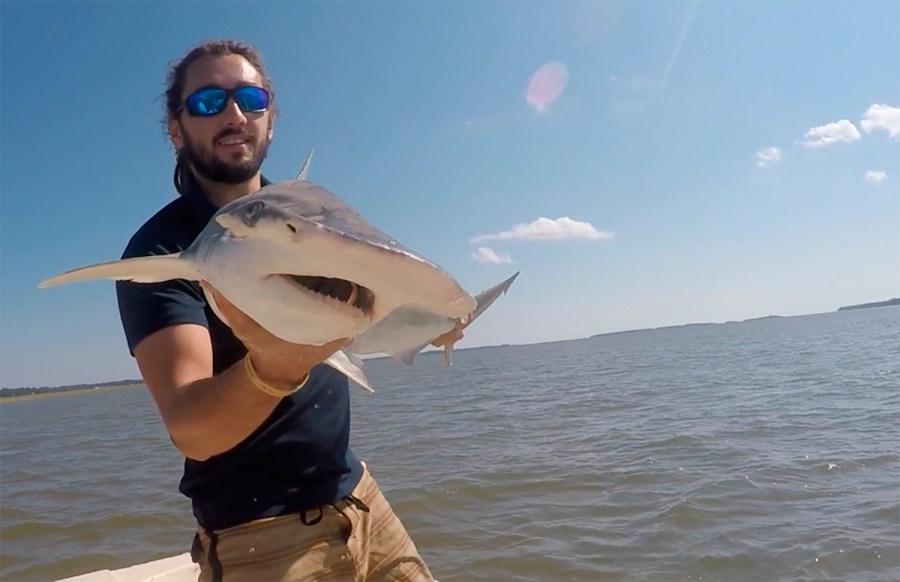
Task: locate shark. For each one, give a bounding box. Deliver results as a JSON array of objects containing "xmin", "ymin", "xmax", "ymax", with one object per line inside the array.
[{"xmin": 38, "ymin": 151, "xmax": 519, "ymax": 392}]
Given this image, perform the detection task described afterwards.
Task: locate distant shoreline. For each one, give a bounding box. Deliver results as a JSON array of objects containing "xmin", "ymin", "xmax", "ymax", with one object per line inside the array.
[
  {"xmin": 0, "ymin": 382, "xmax": 144, "ymax": 402},
  {"xmin": 836, "ymin": 298, "xmax": 900, "ymax": 311},
  {"xmin": 6, "ymin": 299, "xmax": 897, "ymax": 394},
  {"xmin": 590, "ymin": 298, "xmax": 898, "ymax": 339}
]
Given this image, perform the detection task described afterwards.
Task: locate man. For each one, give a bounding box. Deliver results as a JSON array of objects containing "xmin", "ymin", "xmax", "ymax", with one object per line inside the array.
[{"xmin": 117, "ymin": 39, "xmax": 454, "ymax": 581}]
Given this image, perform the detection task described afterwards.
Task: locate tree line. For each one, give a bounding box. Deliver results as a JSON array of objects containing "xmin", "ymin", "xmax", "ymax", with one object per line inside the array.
[{"xmin": 0, "ymin": 379, "xmax": 143, "ymax": 399}]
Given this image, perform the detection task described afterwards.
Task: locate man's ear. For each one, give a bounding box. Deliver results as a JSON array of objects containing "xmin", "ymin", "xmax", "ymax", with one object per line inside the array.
[{"xmin": 168, "ymin": 118, "xmax": 184, "ymax": 149}]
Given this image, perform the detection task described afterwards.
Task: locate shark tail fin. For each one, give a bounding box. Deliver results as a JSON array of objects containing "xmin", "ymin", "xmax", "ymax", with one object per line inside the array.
[
  {"xmin": 38, "ymin": 253, "xmax": 199, "ymax": 288},
  {"xmin": 434, "ymin": 271, "xmax": 520, "ymax": 367},
  {"xmin": 471, "ymin": 271, "xmax": 520, "ymax": 321}
]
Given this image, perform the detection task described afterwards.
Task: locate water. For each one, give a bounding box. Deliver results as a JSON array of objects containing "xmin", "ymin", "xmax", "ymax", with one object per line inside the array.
[{"xmin": 2, "ymin": 306, "xmax": 898, "ymax": 581}]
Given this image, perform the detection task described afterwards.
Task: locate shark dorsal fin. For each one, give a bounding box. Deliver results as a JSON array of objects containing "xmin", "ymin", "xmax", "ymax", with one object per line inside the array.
[{"xmin": 296, "ymin": 147, "xmax": 315, "ymax": 180}]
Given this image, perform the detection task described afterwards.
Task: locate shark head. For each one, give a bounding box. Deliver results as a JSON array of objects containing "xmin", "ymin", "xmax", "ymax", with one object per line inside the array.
[{"xmin": 209, "ymin": 179, "xmax": 477, "ymax": 344}]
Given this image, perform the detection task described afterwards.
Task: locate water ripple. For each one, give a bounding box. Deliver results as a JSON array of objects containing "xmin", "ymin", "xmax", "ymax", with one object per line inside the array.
[{"xmin": 2, "ymin": 306, "xmax": 899, "ymax": 581}]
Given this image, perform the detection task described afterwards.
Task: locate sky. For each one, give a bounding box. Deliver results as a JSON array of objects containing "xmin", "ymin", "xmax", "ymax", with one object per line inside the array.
[{"xmin": 1, "ymin": 1, "xmax": 898, "ymax": 388}]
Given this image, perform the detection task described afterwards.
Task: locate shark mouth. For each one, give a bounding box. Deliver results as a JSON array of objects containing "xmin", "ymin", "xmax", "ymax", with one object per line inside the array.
[{"xmin": 286, "ymin": 275, "xmax": 375, "ymax": 314}]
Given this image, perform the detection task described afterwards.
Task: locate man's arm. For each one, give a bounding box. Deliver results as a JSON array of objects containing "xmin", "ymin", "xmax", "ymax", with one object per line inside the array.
[{"xmin": 133, "ymin": 286, "xmax": 348, "ymax": 462}]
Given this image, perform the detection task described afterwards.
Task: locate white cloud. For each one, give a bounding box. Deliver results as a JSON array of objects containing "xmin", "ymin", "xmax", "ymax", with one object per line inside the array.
[
  {"xmin": 801, "ymin": 119, "xmax": 861, "ymax": 148},
  {"xmin": 756, "ymin": 146, "xmax": 782, "ymax": 167},
  {"xmin": 865, "ymin": 170, "xmax": 887, "ymax": 184},
  {"xmin": 470, "ymin": 217, "xmax": 614, "ymax": 243},
  {"xmin": 861, "ymin": 103, "xmax": 900, "ymax": 139},
  {"xmin": 470, "ymin": 247, "xmax": 515, "ymax": 264}
]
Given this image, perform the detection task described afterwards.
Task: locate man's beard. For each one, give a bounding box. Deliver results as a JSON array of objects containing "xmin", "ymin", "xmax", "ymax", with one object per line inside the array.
[{"xmin": 180, "ymin": 127, "xmax": 270, "ymax": 185}]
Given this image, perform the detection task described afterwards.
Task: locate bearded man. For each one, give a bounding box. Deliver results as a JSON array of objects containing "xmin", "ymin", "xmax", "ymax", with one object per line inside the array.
[{"xmin": 116, "ymin": 39, "xmax": 443, "ymax": 582}]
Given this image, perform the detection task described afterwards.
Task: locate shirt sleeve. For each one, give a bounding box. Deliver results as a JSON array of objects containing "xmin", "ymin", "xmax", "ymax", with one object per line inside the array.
[{"xmin": 115, "ymin": 232, "xmax": 208, "ymax": 356}]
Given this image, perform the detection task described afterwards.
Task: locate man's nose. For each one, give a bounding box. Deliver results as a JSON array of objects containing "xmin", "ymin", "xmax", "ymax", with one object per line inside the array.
[{"xmin": 220, "ymin": 97, "xmax": 248, "ymax": 126}]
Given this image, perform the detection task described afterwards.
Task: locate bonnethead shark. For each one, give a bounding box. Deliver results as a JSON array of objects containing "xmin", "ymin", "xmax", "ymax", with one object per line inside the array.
[{"xmin": 39, "ymin": 150, "xmax": 519, "ymax": 392}]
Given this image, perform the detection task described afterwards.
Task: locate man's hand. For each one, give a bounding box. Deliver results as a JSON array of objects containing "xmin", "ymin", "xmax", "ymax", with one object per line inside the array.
[
  {"xmin": 201, "ymin": 282, "xmax": 350, "ymax": 390},
  {"xmin": 431, "ymin": 319, "xmax": 466, "ymax": 348}
]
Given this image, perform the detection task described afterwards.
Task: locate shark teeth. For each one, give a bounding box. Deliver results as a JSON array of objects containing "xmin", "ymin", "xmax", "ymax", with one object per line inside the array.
[{"xmin": 285, "ymin": 275, "xmax": 374, "ymax": 314}]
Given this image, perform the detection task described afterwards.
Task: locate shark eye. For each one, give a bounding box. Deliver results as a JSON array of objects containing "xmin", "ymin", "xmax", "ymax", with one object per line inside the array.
[{"xmin": 243, "ymin": 200, "xmax": 265, "ymax": 223}]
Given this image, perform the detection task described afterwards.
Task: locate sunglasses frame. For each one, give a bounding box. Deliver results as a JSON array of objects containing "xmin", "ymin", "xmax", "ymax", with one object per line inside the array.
[{"xmin": 179, "ymin": 85, "xmax": 271, "ymax": 118}]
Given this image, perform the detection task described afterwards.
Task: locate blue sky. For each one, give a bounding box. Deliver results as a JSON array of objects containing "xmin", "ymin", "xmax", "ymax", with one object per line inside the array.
[{"xmin": 2, "ymin": 1, "xmax": 898, "ymax": 388}]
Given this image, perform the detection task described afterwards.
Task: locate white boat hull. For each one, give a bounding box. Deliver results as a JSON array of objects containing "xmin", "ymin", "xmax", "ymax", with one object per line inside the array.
[{"xmin": 57, "ymin": 553, "xmax": 198, "ymax": 582}]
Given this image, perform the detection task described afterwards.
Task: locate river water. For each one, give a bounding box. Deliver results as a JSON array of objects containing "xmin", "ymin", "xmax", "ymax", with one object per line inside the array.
[{"xmin": 2, "ymin": 306, "xmax": 898, "ymax": 581}]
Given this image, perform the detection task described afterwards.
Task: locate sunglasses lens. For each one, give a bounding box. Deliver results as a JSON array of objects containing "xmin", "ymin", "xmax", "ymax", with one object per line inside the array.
[
  {"xmin": 183, "ymin": 86, "xmax": 270, "ymax": 116},
  {"xmin": 185, "ymin": 88, "xmax": 227, "ymax": 116},
  {"xmin": 234, "ymin": 86, "xmax": 269, "ymax": 112}
]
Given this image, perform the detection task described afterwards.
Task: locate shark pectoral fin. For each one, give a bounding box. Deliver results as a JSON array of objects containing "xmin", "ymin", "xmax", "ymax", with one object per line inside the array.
[
  {"xmin": 343, "ymin": 350, "xmax": 366, "ymax": 371},
  {"xmin": 391, "ymin": 340, "xmax": 435, "ymax": 366},
  {"xmin": 38, "ymin": 253, "xmax": 198, "ymax": 288},
  {"xmin": 325, "ymin": 350, "xmax": 374, "ymax": 393}
]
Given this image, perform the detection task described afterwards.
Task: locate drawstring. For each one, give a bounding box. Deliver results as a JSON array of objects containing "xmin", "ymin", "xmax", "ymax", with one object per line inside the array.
[
  {"xmin": 299, "ymin": 494, "xmax": 370, "ymax": 526},
  {"xmin": 345, "ymin": 494, "xmax": 370, "ymax": 513},
  {"xmin": 300, "ymin": 507, "xmax": 324, "ymax": 526}
]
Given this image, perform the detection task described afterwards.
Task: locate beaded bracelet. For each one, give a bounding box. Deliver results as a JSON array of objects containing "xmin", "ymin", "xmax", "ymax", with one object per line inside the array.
[{"xmin": 242, "ymin": 354, "xmax": 309, "ymax": 397}]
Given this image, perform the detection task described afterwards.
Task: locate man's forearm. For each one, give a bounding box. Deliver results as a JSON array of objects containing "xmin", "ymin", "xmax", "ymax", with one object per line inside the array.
[{"xmin": 165, "ymin": 357, "xmax": 292, "ymax": 461}]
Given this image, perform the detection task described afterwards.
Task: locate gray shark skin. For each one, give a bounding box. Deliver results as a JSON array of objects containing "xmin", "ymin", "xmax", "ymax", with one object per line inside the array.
[
  {"xmin": 348, "ymin": 271, "xmax": 519, "ymax": 365},
  {"xmin": 39, "ymin": 151, "xmax": 519, "ymax": 392}
]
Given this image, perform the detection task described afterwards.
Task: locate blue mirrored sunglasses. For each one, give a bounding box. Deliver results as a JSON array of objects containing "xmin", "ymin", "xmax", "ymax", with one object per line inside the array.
[{"xmin": 181, "ymin": 86, "xmax": 270, "ymax": 117}]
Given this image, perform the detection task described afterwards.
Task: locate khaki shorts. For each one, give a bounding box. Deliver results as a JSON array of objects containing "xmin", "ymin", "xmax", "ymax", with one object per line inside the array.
[{"xmin": 191, "ymin": 463, "xmax": 434, "ymax": 581}]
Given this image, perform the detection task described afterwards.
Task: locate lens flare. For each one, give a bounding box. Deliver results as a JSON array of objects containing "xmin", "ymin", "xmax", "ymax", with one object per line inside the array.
[{"xmin": 525, "ymin": 62, "xmax": 568, "ymax": 112}]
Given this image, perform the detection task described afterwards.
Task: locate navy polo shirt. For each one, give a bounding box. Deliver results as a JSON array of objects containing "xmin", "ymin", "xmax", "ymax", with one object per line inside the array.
[{"xmin": 115, "ymin": 167, "xmax": 363, "ymax": 531}]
